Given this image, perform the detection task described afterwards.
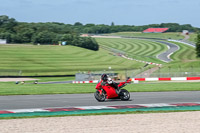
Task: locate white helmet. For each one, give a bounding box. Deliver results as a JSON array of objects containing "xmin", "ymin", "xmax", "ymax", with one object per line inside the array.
[{"xmin": 107, "ymin": 77, "xmax": 113, "ymax": 84}]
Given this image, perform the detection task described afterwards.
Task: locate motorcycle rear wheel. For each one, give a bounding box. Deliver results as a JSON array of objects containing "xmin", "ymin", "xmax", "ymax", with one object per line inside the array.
[
  {"xmin": 119, "ymin": 89, "xmax": 130, "ymax": 101},
  {"xmin": 94, "ymin": 90, "xmax": 106, "ymax": 102}
]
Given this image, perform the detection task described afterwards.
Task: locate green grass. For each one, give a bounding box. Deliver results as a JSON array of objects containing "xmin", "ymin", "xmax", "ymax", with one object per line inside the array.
[
  {"xmin": 0, "ymin": 82, "xmax": 94, "ymax": 95},
  {"xmin": 0, "ymin": 44, "xmax": 145, "ymax": 76},
  {"xmin": 1, "ymin": 33, "xmax": 197, "ymax": 77},
  {"xmin": 0, "ymin": 82, "xmax": 200, "ymax": 95},
  {"xmin": 108, "ymin": 32, "xmax": 184, "ymax": 40},
  {"xmin": 96, "ymin": 33, "xmax": 200, "ymax": 75},
  {"xmin": 96, "ymin": 38, "xmax": 167, "ymax": 64},
  {"xmin": 1, "ymin": 32, "xmax": 200, "ymax": 96},
  {"xmin": 154, "ymin": 41, "xmax": 200, "ymax": 74},
  {"xmin": 170, "ymin": 41, "xmax": 197, "ymax": 61},
  {"xmin": 188, "ymin": 33, "xmax": 197, "ymax": 43},
  {"xmin": 31, "ymin": 77, "xmax": 75, "ymax": 82}
]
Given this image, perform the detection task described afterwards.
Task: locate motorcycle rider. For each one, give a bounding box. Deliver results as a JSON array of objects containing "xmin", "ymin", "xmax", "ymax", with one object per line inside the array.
[{"xmin": 100, "ymin": 74, "xmax": 121, "ymax": 94}]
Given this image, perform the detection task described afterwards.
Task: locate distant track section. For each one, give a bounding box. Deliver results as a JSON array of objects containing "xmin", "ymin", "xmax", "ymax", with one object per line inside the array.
[
  {"xmin": 156, "ymin": 41, "xmax": 179, "ymax": 62},
  {"xmin": 168, "ymin": 39, "xmax": 196, "ymax": 48},
  {"xmin": 94, "ymin": 35, "xmax": 180, "ymax": 63}
]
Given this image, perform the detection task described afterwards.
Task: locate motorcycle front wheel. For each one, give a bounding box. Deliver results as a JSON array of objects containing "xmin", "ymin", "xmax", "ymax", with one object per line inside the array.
[
  {"xmin": 94, "ymin": 90, "xmax": 106, "ymax": 102},
  {"xmin": 119, "ymin": 89, "xmax": 130, "ymax": 101}
]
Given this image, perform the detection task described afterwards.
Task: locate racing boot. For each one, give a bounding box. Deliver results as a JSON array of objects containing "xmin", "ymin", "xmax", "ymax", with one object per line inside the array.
[{"xmin": 115, "ymin": 87, "xmax": 121, "ymax": 95}]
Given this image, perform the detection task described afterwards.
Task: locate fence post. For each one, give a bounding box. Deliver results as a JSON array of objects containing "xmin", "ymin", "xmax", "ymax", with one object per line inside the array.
[
  {"xmin": 190, "ymin": 66, "xmax": 193, "ymax": 77},
  {"xmin": 125, "ymin": 69, "xmax": 128, "ymax": 79},
  {"xmin": 168, "ymin": 66, "xmax": 171, "ymax": 77},
  {"xmin": 19, "ymin": 70, "xmax": 22, "ymax": 76},
  {"xmin": 178, "ymin": 65, "xmax": 181, "ymax": 76}
]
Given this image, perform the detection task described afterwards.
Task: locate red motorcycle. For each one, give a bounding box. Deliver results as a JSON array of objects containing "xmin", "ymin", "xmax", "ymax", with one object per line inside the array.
[{"xmin": 94, "ymin": 78, "xmax": 131, "ymax": 102}]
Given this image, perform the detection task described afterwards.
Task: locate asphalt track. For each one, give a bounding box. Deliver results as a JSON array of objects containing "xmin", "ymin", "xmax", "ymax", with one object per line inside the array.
[
  {"xmin": 156, "ymin": 40, "xmax": 179, "ymax": 62},
  {"xmin": 0, "ymin": 91, "xmax": 200, "ymax": 110},
  {"xmin": 94, "ymin": 35, "xmax": 180, "ymax": 63}
]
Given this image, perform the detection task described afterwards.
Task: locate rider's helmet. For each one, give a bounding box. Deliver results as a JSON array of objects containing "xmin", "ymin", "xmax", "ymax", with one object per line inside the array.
[
  {"xmin": 101, "ymin": 74, "xmax": 108, "ymax": 81},
  {"xmin": 107, "ymin": 77, "xmax": 113, "ymax": 84}
]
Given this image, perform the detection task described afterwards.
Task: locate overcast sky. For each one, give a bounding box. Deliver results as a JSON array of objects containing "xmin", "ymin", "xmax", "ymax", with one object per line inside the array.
[{"xmin": 0, "ymin": 0, "xmax": 200, "ymax": 27}]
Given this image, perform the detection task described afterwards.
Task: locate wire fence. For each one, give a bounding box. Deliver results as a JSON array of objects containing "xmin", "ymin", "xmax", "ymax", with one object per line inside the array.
[
  {"xmin": 132, "ymin": 67, "xmax": 200, "ymax": 78},
  {"xmin": 1, "ymin": 67, "xmax": 200, "ymax": 79},
  {"xmin": 151, "ymin": 67, "xmax": 200, "ymax": 77}
]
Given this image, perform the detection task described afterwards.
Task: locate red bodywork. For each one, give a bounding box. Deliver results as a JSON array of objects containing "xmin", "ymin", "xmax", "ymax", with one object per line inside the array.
[{"xmin": 95, "ymin": 79, "xmax": 131, "ymax": 99}]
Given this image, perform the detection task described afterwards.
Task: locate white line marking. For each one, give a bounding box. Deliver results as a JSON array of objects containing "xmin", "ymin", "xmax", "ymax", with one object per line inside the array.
[{"xmin": 8, "ymin": 109, "xmax": 49, "ymax": 113}]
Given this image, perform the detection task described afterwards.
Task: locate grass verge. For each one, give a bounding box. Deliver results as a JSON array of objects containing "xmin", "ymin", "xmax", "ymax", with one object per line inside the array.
[
  {"xmin": 0, "ymin": 44, "xmax": 144, "ymax": 76},
  {"xmin": 0, "ymin": 81, "xmax": 200, "ymax": 95}
]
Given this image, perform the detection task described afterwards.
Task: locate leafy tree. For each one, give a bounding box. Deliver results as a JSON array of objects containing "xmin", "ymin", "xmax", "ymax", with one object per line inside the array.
[
  {"xmin": 74, "ymin": 22, "xmax": 83, "ymax": 26},
  {"xmin": 13, "ymin": 24, "xmax": 35, "ymax": 43},
  {"xmin": 0, "ymin": 32, "xmax": 12, "ymax": 43},
  {"xmin": 60, "ymin": 33, "xmax": 76, "ymax": 45},
  {"xmin": 111, "ymin": 22, "xmax": 115, "ymax": 26},
  {"xmin": 32, "ymin": 31, "xmax": 56, "ymax": 44},
  {"xmin": 0, "ymin": 15, "xmax": 17, "ymax": 32},
  {"xmin": 85, "ymin": 24, "xmax": 95, "ymax": 27},
  {"xmin": 80, "ymin": 37, "xmax": 99, "ymax": 51},
  {"xmin": 196, "ymin": 33, "xmax": 200, "ymax": 58}
]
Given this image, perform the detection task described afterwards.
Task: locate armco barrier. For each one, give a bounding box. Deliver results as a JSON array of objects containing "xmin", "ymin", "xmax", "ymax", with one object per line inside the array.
[
  {"xmin": 72, "ymin": 77, "xmax": 200, "ymax": 83},
  {"xmin": 121, "ymin": 55, "xmax": 162, "ymax": 66},
  {"xmin": 133, "ymin": 77, "xmax": 200, "ymax": 81},
  {"xmin": 72, "ymin": 80, "xmax": 99, "ymax": 84}
]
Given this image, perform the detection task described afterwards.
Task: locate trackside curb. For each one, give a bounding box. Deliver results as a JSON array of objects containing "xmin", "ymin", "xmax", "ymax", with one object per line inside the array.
[{"xmin": 1, "ymin": 103, "xmax": 200, "ymax": 118}]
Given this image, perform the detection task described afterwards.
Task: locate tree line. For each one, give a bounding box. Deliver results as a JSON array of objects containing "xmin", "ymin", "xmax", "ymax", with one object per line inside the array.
[
  {"xmin": 0, "ymin": 15, "xmax": 99, "ymax": 51},
  {"xmin": 196, "ymin": 33, "xmax": 200, "ymax": 58},
  {"xmin": 0, "ymin": 15, "xmax": 200, "ymax": 51},
  {"xmin": 74, "ymin": 22, "xmax": 200, "ymax": 33}
]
